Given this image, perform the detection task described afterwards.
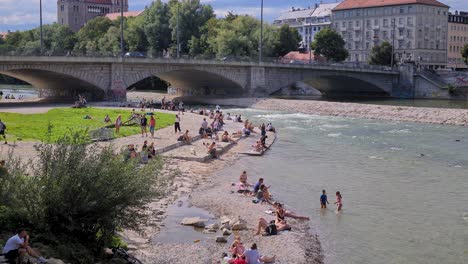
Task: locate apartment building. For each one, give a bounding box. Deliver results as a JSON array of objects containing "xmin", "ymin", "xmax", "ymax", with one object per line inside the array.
[
  {"xmin": 332, "ymin": 0, "xmax": 449, "ymax": 68},
  {"xmin": 57, "ymin": 0, "xmax": 129, "ymax": 32},
  {"xmin": 447, "ymin": 11, "xmax": 468, "ymax": 70},
  {"xmin": 274, "ymin": 3, "xmax": 339, "ymax": 50}
]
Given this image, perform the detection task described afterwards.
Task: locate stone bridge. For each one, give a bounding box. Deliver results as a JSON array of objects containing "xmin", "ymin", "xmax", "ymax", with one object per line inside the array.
[{"xmin": 0, "ymin": 56, "xmax": 400, "ymax": 100}]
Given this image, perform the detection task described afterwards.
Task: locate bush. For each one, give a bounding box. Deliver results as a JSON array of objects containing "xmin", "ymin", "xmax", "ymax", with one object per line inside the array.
[
  {"xmin": 447, "ymin": 84, "xmax": 457, "ymax": 94},
  {"xmin": 0, "ymin": 131, "xmax": 173, "ymax": 262}
]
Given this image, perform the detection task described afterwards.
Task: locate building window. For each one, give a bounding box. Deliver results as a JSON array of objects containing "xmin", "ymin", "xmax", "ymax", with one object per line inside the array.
[
  {"xmin": 399, "ymin": 29, "xmax": 404, "ymax": 36},
  {"xmin": 407, "ymin": 17, "xmax": 413, "ymax": 26},
  {"xmin": 400, "ymin": 7, "xmax": 404, "ymax": 14},
  {"xmin": 374, "ymin": 19, "xmax": 378, "ymax": 26},
  {"xmin": 355, "ymin": 21, "xmax": 360, "ymax": 27},
  {"xmin": 342, "ymin": 22, "xmax": 346, "ymax": 28},
  {"xmin": 366, "ymin": 20, "xmax": 370, "ymax": 28},
  {"xmin": 398, "ymin": 40, "xmax": 403, "ymax": 48},
  {"xmin": 61, "ymin": 5, "xmax": 64, "ymax": 11},
  {"xmin": 383, "ymin": 19, "xmax": 388, "ymax": 27},
  {"xmin": 366, "ymin": 42, "xmax": 370, "ymax": 49},
  {"xmin": 348, "ymin": 21, "xmax": 352, "ymax": 28},
  {"xmin": 399, "ymin": 18, "xmax": 404, "ymax": 25}
]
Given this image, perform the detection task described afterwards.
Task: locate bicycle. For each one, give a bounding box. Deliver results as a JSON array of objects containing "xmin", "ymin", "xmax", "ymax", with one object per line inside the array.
[{"xmin": 111, "ymin": 246, "xmax": 143, "ymax": 264}]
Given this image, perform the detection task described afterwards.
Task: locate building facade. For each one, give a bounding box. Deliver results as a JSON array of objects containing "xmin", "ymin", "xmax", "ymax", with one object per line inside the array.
[
  {"xmin": 274, "ymin": 3, "xmax": 339, "ymax": 50},
  {"xmin": 332, "ymin": 0, "xmax": 449, "ymax": 68},
  {"xmin": 57, "ymin": 0, "xmax": 129, "ymax": 32},
  {"xmin": 447, "ymin": 11, "xmax": 468, "ymax": 70}
]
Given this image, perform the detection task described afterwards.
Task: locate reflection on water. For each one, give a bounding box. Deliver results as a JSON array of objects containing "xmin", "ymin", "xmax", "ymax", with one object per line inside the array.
[{"xmin": 218, "ymin": 108, "xmax": 468, "ymax": 264}]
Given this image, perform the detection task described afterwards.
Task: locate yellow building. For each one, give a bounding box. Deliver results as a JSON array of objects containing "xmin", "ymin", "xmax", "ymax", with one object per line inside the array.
[{"xmin": 447, "ymin": 11, "xmax": 468, "ymax": 70}]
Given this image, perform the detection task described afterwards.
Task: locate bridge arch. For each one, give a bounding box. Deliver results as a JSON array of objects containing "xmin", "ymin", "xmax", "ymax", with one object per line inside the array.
[
  {"xmin": 302, "ymin": 75, "xmax": 391, "ymax": 97},
  {"xmin": 123, "ymin": 66, "xmax": 247, "ymax": 96},
  {"xmin": 0, "ymin": 69, "xmax": 106, "ymax": 100}
]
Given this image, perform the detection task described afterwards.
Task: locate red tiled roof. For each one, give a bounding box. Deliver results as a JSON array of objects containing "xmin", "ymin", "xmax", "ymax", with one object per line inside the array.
[
  {"xmin": 85, "ymin": 0, "xmax": 113, "ymax": 4},
  {"xmin": 105, "ymin": 11, "xmax": 144, "ymax": 20},
  {"xmin": 334, "ymin": 0, "xmax": 449, "ymax": 10},
  {"xmin": 281, "ymin": 51, "xmax": 325, "ymax": 63}
]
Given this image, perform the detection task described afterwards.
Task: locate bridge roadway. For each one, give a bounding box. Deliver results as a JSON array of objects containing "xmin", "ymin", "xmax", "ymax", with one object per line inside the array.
[{"xmin": 0, "ymin": 56, "xmax": 400, "ymax": 100}]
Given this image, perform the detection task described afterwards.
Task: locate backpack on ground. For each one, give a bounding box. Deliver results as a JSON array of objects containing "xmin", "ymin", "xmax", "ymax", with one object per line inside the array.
[{"xmin": 264, "ymin": 220, "xmax": 277, "ymax": 236}]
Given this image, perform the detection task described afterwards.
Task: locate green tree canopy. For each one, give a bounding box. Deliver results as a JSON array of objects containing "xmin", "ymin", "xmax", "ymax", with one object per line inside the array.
[
  {"xmin": 74, "ymin": 16, "xmax": 116, "ymax": 53},
  {"xmin": 272, "ymin": 24, "xmax": 301, "ymax": 57},
  {"xmin": 144, "ymin": 0, "xmax": 171, "ymax": 56},
  {"xmin": 369, "ymin": 41, "xmax": 392, "ymax": 66},
  {"xmin": 311, "ymin": 28, "xmax": 348, "ymax": 62},
  {"xmin": 461, "ymin": 43, "xmax": 468, "ymax": 64},
  {"xmin": 169, "ymin": 0, "xmax": 215, "ymax": 55}
]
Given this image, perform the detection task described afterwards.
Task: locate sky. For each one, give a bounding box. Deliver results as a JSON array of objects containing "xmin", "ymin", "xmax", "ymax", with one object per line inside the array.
[{"xmin": 0, "ymin": 0, "xmax": 466, "ymax": 32}]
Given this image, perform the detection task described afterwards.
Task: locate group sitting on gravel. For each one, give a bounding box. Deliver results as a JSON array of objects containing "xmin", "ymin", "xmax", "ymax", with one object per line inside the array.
[{"xmin": 223, "ymin": 237, "xmax": 275, "ymax": 264}]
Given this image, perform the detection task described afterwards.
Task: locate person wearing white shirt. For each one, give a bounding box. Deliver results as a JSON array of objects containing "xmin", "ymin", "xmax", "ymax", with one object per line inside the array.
[
  {"xmin": 2, "ymin": 229, "xmax": 47, "ymax": 263},
  {"xmin": 243, "ymin": 243, "xmax": 275, "ymax": 264}
]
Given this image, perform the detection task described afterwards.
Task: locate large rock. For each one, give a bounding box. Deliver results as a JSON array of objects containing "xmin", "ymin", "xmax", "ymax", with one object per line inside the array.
[
  {"xmin": 181, "ymin": 217, "xmax": 208, "ymax": 228},
  {"xmin": 222, "ymin": 228, "xmax": 232, "ymax": 236},
  {"xmin": 205, "ymin": 223, "xmax": 219, "ymax": 230},
  {"xmin": 216, "ymin": 236, "xmax": 228, "ymax": 243},
  {"xmin": 231, "ymin": 218, "xmax": 248, "ymax": 231},
  {"xmin": 219, "ymin": 222, "xmax": 231, "ymax": 231},
  {"xmin": 220, "ymin": 216, "xmax": 231, "ymax": 224}
]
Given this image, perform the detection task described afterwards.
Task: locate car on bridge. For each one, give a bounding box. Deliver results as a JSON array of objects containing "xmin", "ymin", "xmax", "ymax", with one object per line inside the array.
[{"xmin": 124, "ymin": 52, "xmax": 146, "ymax": 58}]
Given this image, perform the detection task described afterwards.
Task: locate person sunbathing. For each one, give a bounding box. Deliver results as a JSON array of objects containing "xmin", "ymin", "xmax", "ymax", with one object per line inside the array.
[
  {"xmin": 238, "ymin": 171, "xmax": 252, "ymax": 194},
  {"xmin": 273, "ymin": 202, "xmax": 310, "ymax": 220}
]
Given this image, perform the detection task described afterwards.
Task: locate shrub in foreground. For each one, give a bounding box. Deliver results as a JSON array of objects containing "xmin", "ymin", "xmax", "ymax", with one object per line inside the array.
[{"xmin": 0, "ymin": 132, "xmax": 173, "ymax": 262}]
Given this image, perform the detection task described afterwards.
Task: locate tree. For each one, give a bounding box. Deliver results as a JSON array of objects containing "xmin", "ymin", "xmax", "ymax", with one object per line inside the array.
[
  {"xmin": 74, "ymin": 16, "xmax": 115, "ymax": 53},
  {"xmin": 126, "ymin": 15, "xmax": 148, "ymax": 52},
  {"xmin": 98, "ymin": 26, "xmax": 121, "ymax": 55},
  {"xmin": 169, "ymin": 0, "xmax": 215, "ymax": 55},
  {"xmin": 311, "ymin": 28, "xmax": 348, "ymax": 62},
  {"xmin": 272, "ymin": 24, "xmax": 301, "ymax": 57},
  {"xmin": 0, "ymin": 131, "xmax": 173, "ymax": 262},
  {"xmin": 144, "ymin": 0, "xmax": 171, "ymax": 56},
  {"xmin": 209, "ymin": 15, "xmax": 261, "ymax": 58},
  {"xmin": 368, "ymin": 41, "xmax": 392, "ymax": 66},
  {"xmin": 461, "ymin": 43, "xmax": 468, "ymax": 64}
]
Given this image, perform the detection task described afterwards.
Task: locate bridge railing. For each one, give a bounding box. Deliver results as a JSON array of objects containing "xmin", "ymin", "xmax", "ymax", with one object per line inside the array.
[{"xmin": 0, "ymin": 50, "xmax": 397, "ymax": 72}]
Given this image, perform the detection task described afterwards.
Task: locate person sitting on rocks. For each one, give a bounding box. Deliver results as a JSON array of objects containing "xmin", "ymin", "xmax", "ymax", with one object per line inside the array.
[
  {"xmin": 222, "ymin": 131, "xmax": 235, "ymax": 143},
  {"xmin": 229, "ymin": 236, "xmax": 245, "ymax": 258},
  {"xmin": 242, "ymin": 125, "xmax": 251, "ymax": 136},
  {"xmin": 238, "ymin": 171, "xmax": 252, "ymax": 194},
  {"xmin": 104, "ymin": 114, "xmax": 112, "ymax": 123},
  {"xmin": 266, "ymin": 123, "xmax": 276, "ymax": 133},
  {"xmin": 2, "ymin": 229, "xmax": 48, "ymax": 263},
  {"xmin": 243, "ymin": 243, "xmax": 276, "ymax": 264},
  {"xmin": 182, "ymin": 130, "xmax": 191, "ymax": 143},
  {"xmin": 253, "ymin": 140, "xmax": 263, "ymax": 152},
  {"xmin": 206, "ymin": 142, "xmax": 217, "ymax": 159},
  {"xmin": 226, "ymin": 113, "xmax": 232, "ymax": 120}
]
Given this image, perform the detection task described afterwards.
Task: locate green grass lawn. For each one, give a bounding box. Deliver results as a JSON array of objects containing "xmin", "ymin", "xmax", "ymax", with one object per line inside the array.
[{"xmin": 0, "ymin": 108, "xmax": 175, "ymax": 142}]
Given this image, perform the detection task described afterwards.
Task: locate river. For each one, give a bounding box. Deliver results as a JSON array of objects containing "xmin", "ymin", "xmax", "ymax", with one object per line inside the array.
[
  {"xmin": 0, "ymin": 84, "xmax": 37, "ymax": 100},
  {"xmin": 218, "ymin": 108, "xmax": 467, "ymax": 264}
]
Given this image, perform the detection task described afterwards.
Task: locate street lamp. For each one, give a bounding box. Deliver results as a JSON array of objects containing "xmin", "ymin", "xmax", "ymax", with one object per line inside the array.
[
  {"xmin": 120, "ymin": 0, "xmax": 124, "ymax": 58},
  {"xmin": 259, "ymin": 0, "xmax": 264, "ymax": 63},
  {"xmin": 391, "ymin": 18, "xmax": 396, "ymax": 69},
  {"xmin": 39, "ymin": 0, "xmax": 43, "ymax": 55},
  {"xmin": 177, "ymin": 2, "xmax": 180, "ymax": 59}
]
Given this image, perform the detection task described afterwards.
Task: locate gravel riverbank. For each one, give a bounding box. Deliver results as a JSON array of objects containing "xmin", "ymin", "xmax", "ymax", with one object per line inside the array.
[{"xmin": 182, "ymin": 97, "xmax": 468, "ymax": 126}]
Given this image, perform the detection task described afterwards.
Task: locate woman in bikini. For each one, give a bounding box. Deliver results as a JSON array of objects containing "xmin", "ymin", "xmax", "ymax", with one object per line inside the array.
[{"xmin": 334, "ymin": 191, "xmax": 343, "ymax": 212}]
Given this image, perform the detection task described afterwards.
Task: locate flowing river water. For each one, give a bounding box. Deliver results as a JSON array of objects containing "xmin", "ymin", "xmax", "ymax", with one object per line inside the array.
[{"xmin": 217, "ymin": 108, "xmax": 467, "ymax": 264}]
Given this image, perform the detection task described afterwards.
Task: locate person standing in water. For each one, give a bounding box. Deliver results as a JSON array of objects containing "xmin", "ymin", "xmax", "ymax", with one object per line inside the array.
[
  {"xmin": 320, "ymin": 190, "xmax": 329, "ymax": 209},
  {"xmin": 334, "ymin": 191, "xmax": 343, "ymax": 211}
]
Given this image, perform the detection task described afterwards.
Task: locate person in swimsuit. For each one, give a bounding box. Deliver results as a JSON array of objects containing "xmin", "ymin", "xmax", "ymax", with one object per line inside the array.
[
  {"xmin": 274, "ymin": 202, "xmax": 310, "ymax": 220},
  {"xmin": 238, "ymin": 171, "xmax": 251, "ymax": 194},
  {"xmin": 149, "ymin": 115, "xmax": 156, "ymax": 137},
  {"xmin": 334, "ymin": 191, "xmax": 343, "ymax": 211},
  {"xmin": 115, "ymin": 114, "xmax": 122, "ymax": 134},
  {"xmin": 320, "ymin": 189, "xmax": 329, "ymax": 209},
  {"xmin": 274, "ymin": 203, "xmax": 291, "ymax": 231}
]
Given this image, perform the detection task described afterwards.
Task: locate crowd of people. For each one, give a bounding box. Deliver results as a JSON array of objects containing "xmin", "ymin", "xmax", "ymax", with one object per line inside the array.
[{"xmin": 223, "ymin": 170, "xmax": 344, "ymax": 263}]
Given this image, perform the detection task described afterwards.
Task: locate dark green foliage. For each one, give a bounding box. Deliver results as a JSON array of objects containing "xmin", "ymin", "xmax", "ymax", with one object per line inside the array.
[
  {"xmin": 273, "ymin": 25, "xmax": 301, "ymax": 57},
  {"xmin": 311, "ymin": 28, "xmax": 349, "ymax": 62},
  {"xmin": 461, "ymin": 43, "xmax": 468, "ymax": 64},
  {"xmin": 0, "ymin": 131, "xmax": 172, "ymax": 262},
  {"xmin": 369, "ymin": 41, "xmax": 393, "ymax": 66}
]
